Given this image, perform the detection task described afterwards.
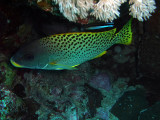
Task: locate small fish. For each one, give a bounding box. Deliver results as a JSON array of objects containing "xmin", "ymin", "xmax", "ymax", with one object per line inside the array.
[
  {"xmin": 86, "ymin": 24, "xmax": 114, "ymax": 30},
  {"xmin": 10, "ymin": 19, "xmax": 132, "ymax": 70}
]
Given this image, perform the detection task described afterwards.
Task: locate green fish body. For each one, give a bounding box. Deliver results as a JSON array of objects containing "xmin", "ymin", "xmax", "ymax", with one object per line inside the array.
[{"xmin": 11, "ymin": 19, "xmax": 132, "ymax": 70}]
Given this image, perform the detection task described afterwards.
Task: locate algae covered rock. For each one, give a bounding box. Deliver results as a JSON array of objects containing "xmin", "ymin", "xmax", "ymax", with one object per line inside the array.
[
  {"xmin": 0, "ymin": 86, "xmax": 25, "ymax": 120},
  {"xmin": 138, "ymin": 102, "xmax": 160, "ymax": 120},
  {"xmin": 111, "ymin": 88, "xmax": 148, "ymax": 120},
  {"xmin": 0, "ymin": 62, "xmax": 16, "ymax": 87}
]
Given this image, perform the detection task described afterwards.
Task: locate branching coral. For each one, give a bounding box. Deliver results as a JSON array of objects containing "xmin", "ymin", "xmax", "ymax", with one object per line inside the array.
[
  {"xmin": 129, "ymin": 0, "xmax": 156, "ymax": 21},
  {"xmin": 53, "ymin": 0, "xmax": 93, "ymax": 21},
  {"xmin": 51, "ymin": 0, "xmax": 156, "ymax": 22},
  {"xmin": 91, "ymin": 0, "xmax": 126, "ymax": 22}
]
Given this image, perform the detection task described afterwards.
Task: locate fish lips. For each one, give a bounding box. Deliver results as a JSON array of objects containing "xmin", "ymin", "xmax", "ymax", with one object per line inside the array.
[
  {"xmin": 10, "ymin": 56, "xmax": 48, "ymax": 69},
  {"xmin": 10, "ymin": 57, "xmax": 24, "ymax": 68}
]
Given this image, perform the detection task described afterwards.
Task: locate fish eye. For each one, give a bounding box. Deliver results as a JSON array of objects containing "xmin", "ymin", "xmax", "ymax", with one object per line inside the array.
[{"xmin": 22, "ymin": 54, "xmax": 34, "ymax": 61}]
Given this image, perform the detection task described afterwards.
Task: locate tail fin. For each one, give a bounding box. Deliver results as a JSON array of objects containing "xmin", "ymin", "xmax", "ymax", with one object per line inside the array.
[{"xmin": 115, "ymin": 18, "xmax": 132, "ymax": 45}]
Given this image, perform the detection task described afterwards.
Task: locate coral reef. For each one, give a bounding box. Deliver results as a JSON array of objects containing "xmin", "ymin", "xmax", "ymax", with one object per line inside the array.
[
  {"xmin": 22, "ymin": 69, "xmax": 138, "ymax": 120},
  {"xmin": 0, "ymin": 86, "xmax": 24, "ymax": 120},
  {"xmin": 0, "ymin": 0, "xmax": 159, "ymax": 120},
  {"xmin": 129, "ymin": 0, "xmax": 156, "ymax": 21},
  {"xmin": 22, "ymin": 67, "xmax": 90, "ymax": 119},
  {"xmin": 0, "ymin": 62, "xmax": 16, "ymax": 87},
  {"xmin": 53, "ymin": 0, "xmax": 93, "ymax": 22},
  {"xmin": 89, "ymin": 72, "xmax": 112, "ymax": 91},
  {"xmin": 33, "ymin": 0, "xmax": 156, "ymax": 23}
]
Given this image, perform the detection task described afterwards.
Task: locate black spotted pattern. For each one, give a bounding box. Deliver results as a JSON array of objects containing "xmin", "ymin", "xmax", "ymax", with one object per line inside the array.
[{"xmin": 38, "ymin": 24, "xmax": 132, "ymax": 66}]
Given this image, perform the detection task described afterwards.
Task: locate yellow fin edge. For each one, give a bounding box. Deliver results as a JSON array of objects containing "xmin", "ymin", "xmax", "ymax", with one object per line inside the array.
[
  {"xmin": 92, "ymin": 51, "xmax": 107, "ymax": 59},
  {"xmin": 49, "ymin": 62, "xmax": 78, "ymax": 70}
]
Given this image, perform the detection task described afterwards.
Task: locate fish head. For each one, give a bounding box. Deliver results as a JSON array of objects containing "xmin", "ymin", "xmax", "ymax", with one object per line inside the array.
[{"xmin": 10, "ymin": 40, "xmax": 49, "ymax": 69}]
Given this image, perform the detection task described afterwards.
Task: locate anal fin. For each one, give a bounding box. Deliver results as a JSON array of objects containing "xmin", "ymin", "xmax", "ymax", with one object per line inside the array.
[{"xmin": 92, "ymin": 51, "xmax": 107, "ymax": 59}]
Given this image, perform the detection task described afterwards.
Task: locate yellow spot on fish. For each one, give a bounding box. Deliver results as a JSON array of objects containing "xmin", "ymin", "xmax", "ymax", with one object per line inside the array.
[{"xmin": 49, "ymin": 61, "xmax": 57, "ymax": 65}]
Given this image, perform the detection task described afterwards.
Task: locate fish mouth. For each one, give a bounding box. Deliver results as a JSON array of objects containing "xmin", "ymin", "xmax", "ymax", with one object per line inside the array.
[{"xmin": 10, "ymin": 57, "xmax": 24, "ymax": 68}]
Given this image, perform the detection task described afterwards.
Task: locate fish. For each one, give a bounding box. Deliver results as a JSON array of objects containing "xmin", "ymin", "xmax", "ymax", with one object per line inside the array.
[
  {"xmin": 10, "ymin": 19, "xmax": 132, "ymax": 70},
  {"xmin": 85, "ymin": 24, "xmax": 114, "ymax": 30}
]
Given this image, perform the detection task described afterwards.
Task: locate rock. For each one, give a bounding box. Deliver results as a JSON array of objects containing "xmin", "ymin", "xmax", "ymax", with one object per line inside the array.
[
  {"xmin": 111, "ymin": 88, "xmax": 148, "ymax": 120},
  {"xmin": 138, "ymin": 102, "xmax": 160, "ymax": 120}
]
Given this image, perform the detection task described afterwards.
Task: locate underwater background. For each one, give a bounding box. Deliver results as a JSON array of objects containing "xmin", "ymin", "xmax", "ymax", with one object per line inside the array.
[{"xmin": 0, "ymin": 0, "xmax": 160, "ymax": 120}]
